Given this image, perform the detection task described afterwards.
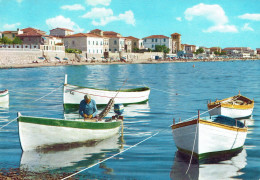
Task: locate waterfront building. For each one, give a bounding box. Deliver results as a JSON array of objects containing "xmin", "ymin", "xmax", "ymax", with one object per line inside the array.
[
  {"xmin": 63, "ymin": 33, "xmax": 104, "ymax": 58},
  {"xmin": 182, "ymin": 44, "xmax": 196, "ymax": 53},
  {"xmin": 171, "ymin": 33, "xmax": 181, "ymax": 53},
  {"xmin": 124, "ymin": 37, "xmax": 132, "ymax": 53},
  {"xmin": 210, "ymin": 47, "xmax": 222, "ymax": 54},
  {"xmin": 257, "ymin": 48, "xmax": 260, "ymax": 55},
  {"xmin": 2, "ymin": 28, "xmax": 23, "ymax": 40},
  {"xmin": 143, "ymin": 35, "xmax": 172, "ymax": 52},
  {"xmin": 50, "ymin": 28, "xmax": 74, "ymax": 38},
  {"xmin": 90, "ymin": 29, "xmax": 109, "ymax": 53},
  {"xmin": 103, "ymin": 31, "xmax": 125, "ymax": 53},
  {"xmin": 125, "ymin": 36, "xmax": 144, "ymax": 52}
]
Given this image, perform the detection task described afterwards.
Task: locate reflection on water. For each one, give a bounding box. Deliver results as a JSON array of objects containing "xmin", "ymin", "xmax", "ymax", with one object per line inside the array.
[
  {"xmin": 20, "ymin": 134, "xmax": 123, "ymax": 175},
  {"xmin": 170, "ymin": 148, "xmax": 247, "ymax": 180}
]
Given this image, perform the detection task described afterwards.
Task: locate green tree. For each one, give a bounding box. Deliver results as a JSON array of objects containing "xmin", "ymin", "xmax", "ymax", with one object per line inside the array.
[
  {"xmin": 194, "ymin": 47, "xmax": 204, "ymax": 55},
  {"xmin": 1, "ymin": 37, "xmax": 12, "ymax": 44},
  {"xmin": 65, "ymin": 48, "xmax": 82, "ymax": 54},
  {"xmin": 133, "ymin": 47, "xmax": 139, "ymax": 53},
  {"xmin": 154, "ymin": 45, "xmax": 170, "ymax": 54},
  {"xmin": 12, "ymin": 37, "xmax": 23, "ymax": 44}
]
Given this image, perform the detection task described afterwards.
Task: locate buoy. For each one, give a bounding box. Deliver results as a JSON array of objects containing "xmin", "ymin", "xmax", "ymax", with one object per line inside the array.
[{"xmin": 193, "ymin": 64, "xmax": 195, "ymax": 68}]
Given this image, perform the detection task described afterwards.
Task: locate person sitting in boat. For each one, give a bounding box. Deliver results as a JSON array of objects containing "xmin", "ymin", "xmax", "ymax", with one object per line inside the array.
[{"xmin": 79, "ymin": 94, "xmax": 98, "ymax": 119}]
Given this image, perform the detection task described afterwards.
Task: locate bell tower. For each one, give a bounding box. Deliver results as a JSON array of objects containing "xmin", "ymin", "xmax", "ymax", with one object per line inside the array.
[{"xmin": 171, "ymin": 33, "xmax": 181, "ymax": 53}]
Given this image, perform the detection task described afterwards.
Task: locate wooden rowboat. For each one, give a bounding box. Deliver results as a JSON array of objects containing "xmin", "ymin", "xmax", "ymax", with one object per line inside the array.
[
  {"xmin": 207, "ymin": 93, "xmax": 254, "ymax": 118},
  {"xmin": 171, "ymin": 113, "xmax": 247, "ymax": 160},
  {"xmin": 17, "ymin": 112, "xmax": 123, "ymax": 151},
  {"xmin": 0, "ymin": 89, "xmax": 9, "ymax": 103},
  {"xmin": 63, "ymin": 74, "xmax": 150, "ymax": 109}
]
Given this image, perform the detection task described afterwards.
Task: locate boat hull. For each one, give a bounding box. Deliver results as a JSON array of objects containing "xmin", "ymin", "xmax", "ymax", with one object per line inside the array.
[
  {"xmin": 208, "ymin": 106, "xmax": 253, "ymax": 119},
  {"xmin": 0, "ymin": 90, "xmax": 9, "ymax": 103},
  {"xmin": 63, "ymin": 84, "xmax": 150, "ymax": 109},
  {"xmin": 172, "ymin": 118, "xmax": 247, "ymax": 159},
  {"xmin": 17, "ymin": 116, "xmax": 121, "ymax": 151}
]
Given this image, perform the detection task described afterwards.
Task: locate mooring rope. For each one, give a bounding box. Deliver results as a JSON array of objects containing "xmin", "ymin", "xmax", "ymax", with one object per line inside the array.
[
  {"xmin": 62, "ymin": 131, "xmax": 160, "ymax": 180},
  {"xmin": 0, "ymin": 83, "xmax": 63, "ymax": 130}
]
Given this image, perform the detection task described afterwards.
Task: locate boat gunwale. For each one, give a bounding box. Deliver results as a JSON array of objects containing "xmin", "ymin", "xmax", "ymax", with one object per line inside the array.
[
  {"xmin": 207, "ymin": 95, "xmax": 254, "ymax": 110},
  {"xmin": 64, "ymin": 83, "xmax": 150, "ymax": 92},
  {"xmin": 171, "ymin": 118, "xmax": 247, "ymax": 132},
  {"xmin": 17, "ymin": 115, "xmax": 122, "ymax": 129}
]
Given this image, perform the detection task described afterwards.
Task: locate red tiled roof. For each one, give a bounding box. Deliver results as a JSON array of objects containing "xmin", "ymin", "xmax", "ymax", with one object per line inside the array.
[
  {"xmin": 223, "ymin": 47, "xmax": 248, "ymax": 50},
  {"xmin": 50, "ymin": 28, "xmax": 74, "ymax": 32},
  {"xmin": 125, "ymin": 36, "xmax": 139, "ymax": 40},
  {"xmin": 171, "ymin": 33, "xmax": 181, "ymax": 36},
  {"xmin": 17, "ymin": 31, "xmax": 46, "ymax": 37},
  {"xmin": 91, "ymin": 29, "xmax": 102, "ymax": 32},
  {"xmin": 65, "ymin": 33, "xmax": 103, "ymax": 38},
  {"xmin": 22, "ymin": 27, "xmax": 46, "ymax": 35},
  {"xmin": 143, "ymin": 35, "xmax": 169, "ymax": 39},
  {"xmin": 2, "ymin": 31, "xmax": 17, "ymax": 34}
]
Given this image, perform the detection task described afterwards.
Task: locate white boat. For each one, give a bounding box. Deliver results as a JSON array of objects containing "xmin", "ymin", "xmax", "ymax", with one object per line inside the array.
[
  {"xmin": 171, "ymin": 113, "xmax": 247, "ymax": 160},
  {"xmin": 17, "ymin": 112, "xmax": 123, "ymax": 151},
  {"xmin": 63, "ymin": 74, "xmax": 150, "ymax": 109},
  {"xmin": 0, "ymin": 89, "xmax": 9, "ymax": 103},
  {"xmin": 207, "ymin": 93, "xmax": 254, "ymax": 118}
]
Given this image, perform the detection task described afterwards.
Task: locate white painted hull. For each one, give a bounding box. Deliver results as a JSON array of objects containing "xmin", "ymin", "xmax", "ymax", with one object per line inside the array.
[
  {"xmin": 208, "ymin": 106, "xmax": 253, "ymax": 118},
  {"xmin": 172, "ymin": 120, "xmax": 247, "ymax": 155},
  {"xmin": 63, "ymin": 84, "xmax": 150, "ymax": 105},
  {"xmin": 0, "ymin": 90, "xmax": 9, "ymax": 103},
  {"xmin": 18, "ymin": 121, "xmax": 120, "ymax": 151}
]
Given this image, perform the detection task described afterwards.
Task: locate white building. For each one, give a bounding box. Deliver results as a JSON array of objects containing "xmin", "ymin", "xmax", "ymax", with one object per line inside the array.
[
  {"xmin": 143, "ymin": 35, "xmax": 172, "ymax": 52},
  {"xmin": 63, "ymin": 33, "xmax": 104, "ymax": 57},
  {"xmin": 50, "ymin": 28, "xmax": 74, "ymax": 38}
]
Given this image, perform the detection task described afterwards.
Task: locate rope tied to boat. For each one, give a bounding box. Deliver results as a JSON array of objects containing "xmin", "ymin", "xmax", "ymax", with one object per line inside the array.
[{"xmin": 0, "ymin": 83, "xmax": 63, "ymax": 130}]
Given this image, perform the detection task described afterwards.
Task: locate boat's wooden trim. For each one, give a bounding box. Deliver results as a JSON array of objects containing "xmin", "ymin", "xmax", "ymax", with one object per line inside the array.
[
  {"xmin": 171, "ymin": 119, "xmax": 247, "ymax": 132},
  {"xmin": 18, "ymin": 116, "xmax": 121, "ymax": 129},
  {"xmin": 208, "ymin": 95, "xmax": 254, "ymax": 110}
]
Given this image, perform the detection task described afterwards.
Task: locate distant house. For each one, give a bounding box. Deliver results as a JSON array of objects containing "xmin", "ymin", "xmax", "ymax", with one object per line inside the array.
[
  {"xmin": 124, "ymin": 37, "xmax": 132, "ymax": 53},
  {"xmin": 63, "ymin": 33, "xmax": 104, "ymax": 57},
  {"xmin": 125, "ymin": 36, "xmax": 144, "ymax": 52},
  {"xmin": 90, "ymin": 29, "xmax": 109, "ymax": 53},
  {"xmin": 103, "ymin": 31, "xmax": 125, "ymax": 53},
  {"xmin": 171, "ymin": 33, "xmax": 181, "ymax": 53},
  {"xmin": 143, "ymin": 35, "xmax": 172, "ymax": 52},
  {"xmin": 210, "ymin": 47, "xmax": 222, "ymax": 54},
  {"xmin": 256, "ymin": 48, "xmax": 260, "ymax": 55},
  {"xmin": 50, "ymin": 28, "xmax": 74, "ymax": 38},
  {"xmin": 182, "ymin": 44, "xmax": 196, "ymax": 54},
  {"xmin": 2, "ymin": 28, "xmax": 23, "ymax": 40}
]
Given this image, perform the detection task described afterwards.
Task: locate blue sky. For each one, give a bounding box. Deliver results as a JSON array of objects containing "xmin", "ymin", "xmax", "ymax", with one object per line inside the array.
[{"xmin": 0, "ymin": 0, "xmax": 259, "ymax": 49}]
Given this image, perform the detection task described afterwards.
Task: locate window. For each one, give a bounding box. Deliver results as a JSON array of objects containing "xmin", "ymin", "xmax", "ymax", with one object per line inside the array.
[
  {"xmin": 134, "ymin": 42, "xmax": 136, "ymax": 46},
  {"xmin": 152, "ymin": 39, "xmax": 154, "ymax": 42},
  {"xmin": 93, "ymin": 49, "xmax": 95, "ymax": 53},
  {"xmin": 114, "ymin": 48, "xmax": 117, "ymax": 51},
  {"xmin": 88, "ymin": 41, "xmax": 90, "ymax": 45},
  {"xmin": 114, "ymin": 40, "xmax": 117, "ymax": 45},
  {"xmin": 96, "ymin": 41, "xmax": 98, "ymax": 45},
  {"xmin": 152, "ymin": 44, "xmax": 154, "ymax": 48},
  {"xmin": 12, "ymin": 34, "xmax": 15, "ymax": 37},
  {"xmin": 93, "ymin": 41, "xmax": 94, "ymax": 45},
  {"xmin": 144, "ymin": 39, "xmax": 146, "ymax": 42},
  {"xmin": 97, "ymin": 50, "xmax": 98, "ymax": 53},
  {"xmin": 109, "ymin": 49, "xmax": 111, "ymax": 51},
  {"xmin": 101, "ymin": 41, "xmax": 103, "ymax": 45},
  {"xmin": 164, "ymin": 38, "xmax": 166, "ymax": 42},
  {"xmin": 155, "ymin": 39, "xmax": 157, "ymax": 42},
  {"xmin": 72, "ymin": 41, "xmax": 75, "ymax": 45},
  {"xmin": 89, "ymin": 49, "xmax": 91, "ymax": 53},
  {"xmin": 101, "ymin": 50, "xmax": 103, "ymax": 53}
]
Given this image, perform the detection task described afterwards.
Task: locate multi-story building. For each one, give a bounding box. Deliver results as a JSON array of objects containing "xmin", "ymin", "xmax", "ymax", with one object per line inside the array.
[
  {"xmin": 124, "ymin": 37, "xmax": 132, "ymax": 53},
  {"xmin": 90, "ymin": 29, "xmax": 109, "ymax": 53},
  {"xmin": 143, "ymin": 35, "xmax": 172, "ymax": 52},
  {"xmin": 182, "ymin": 44, "xmax": 196, "ymax": 53},
  {"xmin": 103, "ymin": 31, "xmax": 125, "ymax": 53},
  {"xmin": 171, "ymin": 33, "xmax": 181, "ymax": 53},
  {"xmin": 125, "ymin": 36, "xmax": 144, "ymax": 52},
  {"xmin": 223, "ymin": 47, "xmax": 252, "ymax": 55},
  {"xmin": 210, "ymin": 47, "xmax": 222, "ymax": 54},
  {"xmin": 2, "ymin": 28, "xmax": 23, "ymax": 40},
  {"xmin": 50, "ymin": 28, "xmax": 74, "ymax": 38},
  {"xmin": 63, "ymin": 33, "xmax": 104, "ymax": 57}
]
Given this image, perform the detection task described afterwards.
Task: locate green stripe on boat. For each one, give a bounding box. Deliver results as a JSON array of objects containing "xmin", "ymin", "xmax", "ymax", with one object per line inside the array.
[
  {"xmin": 18, "ymin": 116, "xmax": 121, "ymax": 129},
  {"xmin": 0, "ymin": 93, "xmax": 8, "ymax": 97},
  {"xmin": 177, "ymin": 146, "xmax": 243, "ymax": 160}
]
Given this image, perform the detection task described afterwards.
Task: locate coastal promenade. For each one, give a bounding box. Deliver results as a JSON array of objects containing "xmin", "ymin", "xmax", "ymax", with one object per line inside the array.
[{"xmin": 0, "ymin": 57, "xmax": 259, "ymax": 69}]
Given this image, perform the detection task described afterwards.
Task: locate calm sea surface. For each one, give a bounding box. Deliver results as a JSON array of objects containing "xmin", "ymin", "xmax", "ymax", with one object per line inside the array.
[{"xmin": 0, "ymin": 60, "xmax": 259, "ymax": 179}]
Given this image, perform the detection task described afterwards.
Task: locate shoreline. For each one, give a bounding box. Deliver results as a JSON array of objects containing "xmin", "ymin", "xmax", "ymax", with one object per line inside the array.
[{"xmin": 0, "ymin": 58, "xmax": 259, "ymax": 69}]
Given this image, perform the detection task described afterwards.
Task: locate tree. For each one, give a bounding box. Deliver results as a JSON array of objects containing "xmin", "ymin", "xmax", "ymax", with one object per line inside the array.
[
  {"xmin": 1, "ymin": 37, "xmax": 12, "ymax": 44},
  {"xmin": 154, "ymin": 45, "xmax": 170, "ymax": 54},
  {"xmin": 65, "ymin": 48, "xmax": 82, "ymax": 54},
  {"xmin": 133, "ymin": 47, "xmax": 139, "ymax": 53},
  {"xmin": 194, "ymin": 47, "xmax": 204, "ymax": 55},
  {"xmin": 12, "ymin": 37, "xmax": 23, "ymax": 44}
]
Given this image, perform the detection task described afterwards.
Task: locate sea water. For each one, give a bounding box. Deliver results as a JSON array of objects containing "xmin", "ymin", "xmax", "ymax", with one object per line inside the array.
[{"xmin": 0, "ymin": 60, "xmax": 259, "ymax": 179}]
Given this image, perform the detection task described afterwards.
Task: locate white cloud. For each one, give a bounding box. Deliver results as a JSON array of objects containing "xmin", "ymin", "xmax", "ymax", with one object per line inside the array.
[
  {"xmin": 3, "ymin": 22, "xmax": 21, "ymax": 30},
  {"xmin": 81, "ymin": 8, "xmax": 113, "ymax": 18},
  {"xmin": 86, "ymin": 0, "xmax": 111, "ymax": 6},
  {"xmin": 238, "ymin": 13, "xmax": 260, "ymax": 21},
  {"xmin": 184, "ymin": 3, "xmax": 238, "ymax": 33},
  {"xmin": 242, "ymin": 23, "xmax": 254, "ymax": 31},
  {"xmin": 61, "ymin": 4, "xmax": 85, "ymax": 11},
  {"xmin": 176, "ymin": 17, "xmax": 182, "ymax": 21},
  {"xmin": 82, "ymin": 8, "xmax": 135, "ymax": 26},
  {"xmin": 46, "ymin": 15, "xmax": 84, "ymax": 33}
]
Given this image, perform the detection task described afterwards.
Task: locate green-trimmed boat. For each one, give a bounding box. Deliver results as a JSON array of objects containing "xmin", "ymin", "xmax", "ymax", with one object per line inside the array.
[
  {"xmin": 63, "ymin": 74, "xmax": 150, "ymax": 110},
  {"xmin": 17, "ymin": 112, "xmax": 123, "ymax": 151}
]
